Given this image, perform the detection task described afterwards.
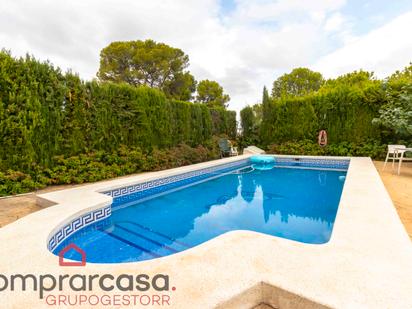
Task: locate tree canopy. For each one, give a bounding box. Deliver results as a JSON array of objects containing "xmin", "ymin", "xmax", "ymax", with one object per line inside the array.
[
  {"xmin": 321, "ymin": 70, "xmax": 376, "ymax": 90},
  {"xmin": 373, "ymin": 84, "xmax": 412, "ymax": 138},
  {"xmin": 272, "ymin": 67, "xmax": 324, "ymax": 98},
  {"xmin": 240, "ymin": 106, "xmax": 255, "ymax": 138},
  {"xmin": 386, "ymin": 63, "xmax": 412, "ymax": 96},
  {"xmin": 259, "ymin": 86, "xmax": 273, "ymax": 144},
  {"xmin": 196, "ymin": 79, "xmax": 230, "ymax": 108},
  {"xmin": 97, "ymin": 39, "xmax": 196, "ymax": 101},
  {"xmin": 388, "ymin": 63, "xmax": 412, "ymax": 83}
]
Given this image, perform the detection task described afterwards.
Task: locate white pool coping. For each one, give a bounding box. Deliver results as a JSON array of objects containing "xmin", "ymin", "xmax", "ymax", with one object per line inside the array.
[{"xmin": 0, "ymin": 155, "xmax": 412, "ymax": 308}]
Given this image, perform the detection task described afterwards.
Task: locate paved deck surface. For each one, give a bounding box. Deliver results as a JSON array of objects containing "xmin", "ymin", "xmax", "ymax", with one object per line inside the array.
[
  {"xmin": 1, "ymin": 160, "xmax": 412, "ymax": 241},
  {"xmin": 0, "ymin": 184, "xmax": 78, "ymax": 227},
  {"xmin": 373, "ymin": 161, "xmax": 412, "ymax": 240}
]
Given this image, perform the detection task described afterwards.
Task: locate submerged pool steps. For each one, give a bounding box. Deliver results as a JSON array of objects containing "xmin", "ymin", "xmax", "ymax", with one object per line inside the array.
[
  {"xmin": 99, "ymin": 222, "xmax": 188, "ymax": 258},
  {"xmin": 114, "ymin": 224, "xmax": 178, "ymax": 253},
  {"xmin": 120, "ymin": 221, "xmax": 190, "ymax": 248},
  {"xmin": 99, "ymin": 228, "xmax": 162, "ymax": 258}
]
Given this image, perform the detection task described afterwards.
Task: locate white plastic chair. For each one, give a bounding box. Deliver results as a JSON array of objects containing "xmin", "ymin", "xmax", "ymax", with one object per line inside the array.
[
  {"xmin": 397, "ymin": 147, "xmax": 412, "ymax": 175},
  {"xmin": 383, "ymin": 145, "xmax": 406, "ymax": 171}
]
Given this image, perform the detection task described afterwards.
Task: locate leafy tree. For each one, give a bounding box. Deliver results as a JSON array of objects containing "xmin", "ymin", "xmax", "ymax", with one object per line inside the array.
[
  {"xmin": 196, "ymin": 79, "xmax": 230, "ymax": 108},
  {"xmin": 240, "ymin": 106, "xmax": 256, "ymax": 139},
  {"xmin": 163, "ymin": 72, "xmax": 196, "ymax": 101},
  {"xmin": 240, "ymin": 105, "xmax": 262, "ymax": 148},
  {"xmin": 97, "ymin": 39, "xmax": 196, "ymax": 100},
  {"xmin": 388, "ymin": 63, "xmax": 412, "ymax": 83},
  {"xmin": 385, "ymin": 63, "xmax": 412, "ymax": 97},
  {"xmin": 252, "ymin": 103, "xmax": 262, "ymax": 126},
  {"xmin": 259, "ymin": 86, "xmax": 273, "ymax": 145},
  {"xmin": 321, "ymin": 70, "xmax": 375, "ymax": 90},
  {"xmin": 262, "ymin": 85, "xmax": 270, "ymax": 106},
  {"xmin": 272, "ymin": 67, "xmax": 324, "ymax": 98},
  {"xmin": 373, "ymin": 84, "xmax": 412, "ymax": 138}
]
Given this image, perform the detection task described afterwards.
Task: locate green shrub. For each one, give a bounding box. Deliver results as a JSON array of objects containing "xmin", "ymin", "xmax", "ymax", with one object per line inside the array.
[
  {"xmin": 267, "ymin": 140, "xmax": 386, "ymax": 159},
  {"xmin": 0, "ymin": 143, "xmax": 220, "ymax": 197},
  {"xmin": 0, "ymin": 170, "xmax": 47, "ymax": 196}
]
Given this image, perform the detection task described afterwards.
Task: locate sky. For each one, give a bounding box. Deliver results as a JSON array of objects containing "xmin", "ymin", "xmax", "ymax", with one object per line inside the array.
[{"xmin": 1, "ymin": 0, "xmax": 412, "ymax": 112}]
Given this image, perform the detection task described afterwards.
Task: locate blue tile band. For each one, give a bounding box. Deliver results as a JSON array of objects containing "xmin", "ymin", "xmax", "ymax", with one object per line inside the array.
[
  {"xmin": 106, "ymin": 159, "xmax": 249, "ymax": 208},
  {"xmin": 274, "ymin": 157, "xmax": 349, "ymax": 169},
  {"xmin": 48, "ymin": 206, "xmax": 111, "ymax": 252}
]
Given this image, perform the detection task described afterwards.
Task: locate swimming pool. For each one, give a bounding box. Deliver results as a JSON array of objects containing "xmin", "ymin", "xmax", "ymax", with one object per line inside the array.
[{"xmin": 52, "ymin": 157, "xmax": 347, "ymax": 263}]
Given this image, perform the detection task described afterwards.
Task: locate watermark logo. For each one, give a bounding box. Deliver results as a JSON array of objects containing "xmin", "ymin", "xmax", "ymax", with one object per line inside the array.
[
  {"xmin": 58, "ymin": 243, "xmax": 86, "ymax": 267},
  {"xmin": 0, "ymin": 244, "xmax": 174, "ymax": 306}
]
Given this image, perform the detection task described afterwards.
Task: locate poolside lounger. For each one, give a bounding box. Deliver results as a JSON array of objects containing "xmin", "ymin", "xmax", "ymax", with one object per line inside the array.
[{"xmin": 218, "ymin": 139, "xmax": 238, "ymax": 157}]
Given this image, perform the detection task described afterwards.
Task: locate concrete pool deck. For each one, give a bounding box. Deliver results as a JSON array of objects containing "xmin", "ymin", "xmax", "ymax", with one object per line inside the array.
[
  {"xmin": 373, "ymin": 161, "xmax": 412, "ymax": 239},
  {"xmin": 0, "ymin": 156, "xmax": 412, "ymax": 308}
]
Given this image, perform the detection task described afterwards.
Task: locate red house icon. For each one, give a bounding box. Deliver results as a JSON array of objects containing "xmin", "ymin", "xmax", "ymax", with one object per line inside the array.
[{"xmin": 59, "ymin": 243, "xmax": 86, "ymax": 266}]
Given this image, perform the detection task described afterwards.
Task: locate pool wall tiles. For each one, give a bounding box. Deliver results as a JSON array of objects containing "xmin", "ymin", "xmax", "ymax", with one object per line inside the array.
[
  {"xmin": 274, "ymin": 157, "xmax": 349, "ymax": 169},
  {"xmin": 48, "ymin": 206, "xmax": 111, "ymax": 251}
]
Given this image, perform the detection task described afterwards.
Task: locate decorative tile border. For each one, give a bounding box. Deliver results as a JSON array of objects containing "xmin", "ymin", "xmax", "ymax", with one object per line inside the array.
[
  {"xmin": 104, "ymin": 159, "xmax": 250, "ymax": 207},
  {"xmin": 274, "ymin": 157, "xmax": 349, "ymax": 170},
  {"xmin": 48, "ymin": 206, "xmax": 111, "ymax": 252}
]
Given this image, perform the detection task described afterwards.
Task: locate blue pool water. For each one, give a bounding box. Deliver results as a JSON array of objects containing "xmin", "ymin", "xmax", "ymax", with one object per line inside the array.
[{"xmin": 54, "ymin": 166, "xmax": 346, "ymax": 263}]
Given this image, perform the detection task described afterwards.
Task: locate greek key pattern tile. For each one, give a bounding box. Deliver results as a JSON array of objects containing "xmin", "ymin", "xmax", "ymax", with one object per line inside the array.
[
  {"xmin": 48, "ymin": 206, "xmax": 111, "ymax": 252},
  {"xmin": 104, "ymin": 159, "xmax": 249, "ymax": 201},
  {"xmin": 274, "ymin": 157, "xmax": 349, "ymax": 169}
]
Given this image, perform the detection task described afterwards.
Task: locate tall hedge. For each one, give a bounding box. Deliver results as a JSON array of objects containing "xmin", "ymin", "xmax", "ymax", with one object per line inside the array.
[
  {"xmin": 209, "ymin": 108, "xmax": 237, "ymax": 139},
  {"xmin": 313, "ymin": 81, "xmax": 385, "ymax": 144},
  {"xmin": 0, "ymin": 52, "xmax": 236, "ymax": 172},
  {"xmin": 258, "ymin": 77, "xmax": 387, "ymax": 146}
]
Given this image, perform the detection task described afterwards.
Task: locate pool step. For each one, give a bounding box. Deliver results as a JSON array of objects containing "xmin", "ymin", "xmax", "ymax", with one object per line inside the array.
[
  {"xmin": 99, "ymin": 222, "xmax": 187, "ymax": 257},
  {"xmin": 99, "ymin": 228, "xmax": 162, "ymax": 258},
  {"xmin": 114, "ymin": 224, "xmax": 178, "ymax": 253},
  {"xmin": 117, "ymin": 221, "xmax": 190, "ymax": 249}
]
